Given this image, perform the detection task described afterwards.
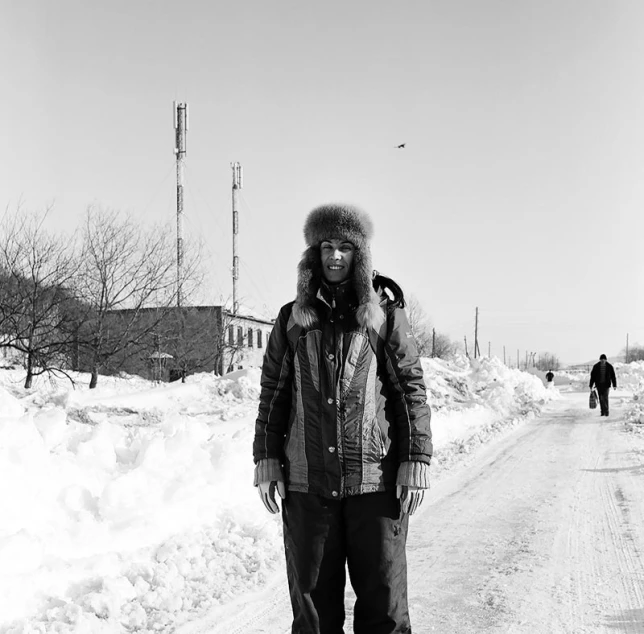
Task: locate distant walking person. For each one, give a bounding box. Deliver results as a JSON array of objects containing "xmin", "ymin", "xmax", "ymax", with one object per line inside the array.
[
  {"xmin": 545, "ymin": 369, "xmax": 554, "ymax": 388},
  {"xmin": 589, "ymin": 354, "xmax": 617, "ymax": 416}
]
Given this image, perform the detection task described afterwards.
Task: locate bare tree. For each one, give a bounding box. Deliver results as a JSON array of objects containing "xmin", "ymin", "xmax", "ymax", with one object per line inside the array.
[
  {"xmin": 406, "ymin": 295, "xmax": 433, "ymax": 357},
  {"xmin": 623, "ymin": 344, "xmax": 644, "ymax": 363},
  {"xmin": 433, "ymin": 332, "xmax": 459, "ymax": 360},
  {"xmin": 536, "ymin": 352, "xmax": 561, "ymax": 371},
  {"xmin": 0, "ymin": 205, "xmax": 82, "ymax": 388},
  {"xmin": 405, "ymin": 294, "xmax": 456, "ymax": 360},
  {"xmin": 157, "ymin": 307, "xmax": 222, "ymax": 380},
  {"xmin": 218, "ymin": 308, "xmax": 255, "ymax": 374},
  {"xmin": 75, "ymin": 205, "xmax": 199, "ymax": 388}
]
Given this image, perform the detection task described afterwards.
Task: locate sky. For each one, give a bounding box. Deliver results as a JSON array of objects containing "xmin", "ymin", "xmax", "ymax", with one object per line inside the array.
[
  {"xmin": 0, "ymin": 353, "xmax": 567, "ymax": 631},
  {"xmin": 2, "ymin": 0, "xmax": 644, "ymax": 364}
]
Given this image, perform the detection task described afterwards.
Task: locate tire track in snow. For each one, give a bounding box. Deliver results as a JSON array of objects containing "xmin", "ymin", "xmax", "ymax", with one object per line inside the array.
[
  {"xmin": 600, "ymin": 477, "xmax": 644, "ymax": 631},
  {"xmin": 405, "ymin": 395, "xmax": 644, "ymax": 633}
]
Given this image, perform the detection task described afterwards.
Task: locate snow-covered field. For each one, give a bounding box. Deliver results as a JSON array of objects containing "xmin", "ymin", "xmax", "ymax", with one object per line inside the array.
[{"xmin": 2, "ymin": 355, "xmax": 638, "ymax": 633}]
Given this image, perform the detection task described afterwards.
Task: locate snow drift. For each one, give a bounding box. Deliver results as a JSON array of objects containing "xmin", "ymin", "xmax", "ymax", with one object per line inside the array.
[{"xmin": 0, "ymin": 355, "xmax": 562, "ymax": 633}]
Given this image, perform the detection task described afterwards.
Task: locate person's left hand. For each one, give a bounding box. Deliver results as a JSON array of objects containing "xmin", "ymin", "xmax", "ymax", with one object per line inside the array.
[
  {"xmin": 396, "ymin": 485, "xmax": 425, "ymax": 515},
  {"xmin": 257, "ymin": 480, "xmax": 286, "ymax": 514}
]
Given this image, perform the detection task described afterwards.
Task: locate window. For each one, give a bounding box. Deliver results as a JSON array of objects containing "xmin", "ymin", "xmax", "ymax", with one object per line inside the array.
[
  {"xmin": 257, "ymin": 330, "xmax": 263, "ymax": 348},
  {"xmin": 248, "ymin": 327, "xmax": 254, "ymax": 348},
  {"xmin": 237, "ymin": 326, "xmax": 243, "ymax": 346},
  {"xmin": 228, "ymin": 325, "xmax": 234, "ymax": 346}
]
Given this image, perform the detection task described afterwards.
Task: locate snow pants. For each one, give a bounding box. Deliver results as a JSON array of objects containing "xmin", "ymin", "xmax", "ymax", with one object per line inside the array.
[
  {"xmin": 598, "ymin": 387, "xmax": 610, "ymax": 415},
  {"xmin": 282, "ymin": 490, "xmax": 411, "ymax": 634}
]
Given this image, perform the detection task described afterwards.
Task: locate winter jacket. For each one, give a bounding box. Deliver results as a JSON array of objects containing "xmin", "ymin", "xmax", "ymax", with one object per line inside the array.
[
  {"xmin": 589, "ymin": 361, "xmax": 617, "ymax": 390},
  {"xmin": 252, "ymin": 282, "xmax": 432, "ymax": 499}
]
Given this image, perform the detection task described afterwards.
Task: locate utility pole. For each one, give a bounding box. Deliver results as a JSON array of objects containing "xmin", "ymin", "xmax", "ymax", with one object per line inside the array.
[
  {"xmin": 432, "ymin": 328, "xmax": 436, "ymax": 358},
  {"xmin": 173, "ymin": 101, "xmax": 188, "ymax": 308},
  {"xmin": 626, "ymin": 333, "xmax": 629, "ymax": 363},
  {"xmin": 464, "ymin": 335, "xmax": 469, "ymax": 358},
  {"xmin": 231, "ymin": 162, "xmax": 243, "ymax": 314},
  {"xmin": 503, "ymin": 345, "xmax": 506, "ymax": 365},
  {"xmin": 474, "ymin": 307, "xmax": 479, "ymax": 359}
]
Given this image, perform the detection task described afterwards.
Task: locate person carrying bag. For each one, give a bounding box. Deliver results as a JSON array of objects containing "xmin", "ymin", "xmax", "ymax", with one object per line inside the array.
[{"xmin": 589, "ymin": 388, "xmax": 598, "ymax": 409}]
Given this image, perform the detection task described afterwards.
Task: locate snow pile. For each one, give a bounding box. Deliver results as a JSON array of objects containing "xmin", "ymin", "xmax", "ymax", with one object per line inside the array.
[
  {"xmin": 554, "ymin": 368, "xmax": 590, "ymax": 391},
  {"xmin": 0, "ymin": 357, "xmax": 555, "ymax": 633},
  {"xmin": 423, "ymin": 355, "xmax": 557, "ymax": 473},
  {"xmin": 612, "ymin": 361, "xmax": 644, "ymax": 392},
  {"xmin": 557, "ymin": 360, "xmax": 644, "ymax": 393},
  {"xmin": 0, "ymin": 370, "xmax": 274, "ymax": 634},
  {"xmin": 619, "ymin": 363, "xmax": 644, "ymax": 432},
  {"xmin": 624, "ymin": 388, "xmax": 644, "ymax": 427}
]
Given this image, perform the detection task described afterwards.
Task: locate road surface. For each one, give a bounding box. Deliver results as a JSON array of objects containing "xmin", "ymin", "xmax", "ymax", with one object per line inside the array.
[{"xmin": 179, "ymin": 391, "xmax": 644, "ymax": 633}]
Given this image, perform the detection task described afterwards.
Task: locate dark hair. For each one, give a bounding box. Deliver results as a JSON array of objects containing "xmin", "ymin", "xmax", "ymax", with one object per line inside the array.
[
  {"xmin": 600, "ymin": 354, "xmax": 607, "ymax": 360},
  {"xmin": 372, "ymin": 270, "xmax": 405, "ymax": 308}
]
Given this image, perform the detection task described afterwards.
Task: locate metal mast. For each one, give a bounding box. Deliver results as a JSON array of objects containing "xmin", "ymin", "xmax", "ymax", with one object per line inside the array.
[
  {"xmin": 231, "ymin": 162, "xmax": 242, "ymax": 314},
  {"xmin": 173, "ymin": 101, "xmax": 188, "ymax": 307}
]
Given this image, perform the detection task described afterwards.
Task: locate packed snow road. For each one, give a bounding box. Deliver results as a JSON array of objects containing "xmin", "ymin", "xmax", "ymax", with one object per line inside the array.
[
  {"xmin": 180, "ymin": 391, "xmax": 644, "ymax": 634},
  {"xmin": 407, "ymin": 391, "xmax": 644, "ymax": 633}
]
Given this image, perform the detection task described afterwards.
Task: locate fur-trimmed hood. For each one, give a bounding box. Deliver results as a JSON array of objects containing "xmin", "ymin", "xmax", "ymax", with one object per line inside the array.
[{"xmin": 292, "ymin": 203, "xmax": 385, "ymax": 330}]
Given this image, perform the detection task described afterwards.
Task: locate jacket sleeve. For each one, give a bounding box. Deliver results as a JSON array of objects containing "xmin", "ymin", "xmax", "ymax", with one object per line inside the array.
[
  {"xmin": 252, "ymin": 303, "xmax": 294, "ymax": 467},
  {"xmin": 611, "ymin": 365, "xmax": 617, "ymax": 388},
  {"xmin": 589, "ymin": 366, "xmax": 595, "ymax": 389},
  {"xmin": 382, "ymin": 305, "xmax": 433, "ymax": 467}
]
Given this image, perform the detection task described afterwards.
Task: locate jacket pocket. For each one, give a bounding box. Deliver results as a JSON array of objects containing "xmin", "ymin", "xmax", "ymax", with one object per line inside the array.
[{"xmin": 365, "ymin": 418, "xmax": 388, "ymax": 461}]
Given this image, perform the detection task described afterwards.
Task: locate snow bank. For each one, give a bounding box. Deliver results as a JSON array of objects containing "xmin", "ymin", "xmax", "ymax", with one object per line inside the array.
[
  {"xmin": 621, "ymin": 362, "xmax": 644, "ymax": 433},
  {"xmin": 0, "ymin": 357, "xmax": 556, "ymax": 633},
  {"xmin": 612, "ymin": 361, "xmax": 644, "ymax": 392},
  {"xmin": 423, "ymin": 355, "xmax": 557, "ymax": 474},
  {"xmin": 560, "ymin": 360, "xmax": 644, "ymax": 433},
  {"xmin": 556, "ymin": 360, "xmax": 644, "ymax": 393}
]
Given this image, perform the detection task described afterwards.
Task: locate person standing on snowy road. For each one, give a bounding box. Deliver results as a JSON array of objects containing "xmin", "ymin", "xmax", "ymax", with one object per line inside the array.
[
  {"xmin": 589, "ymin": 354, "xmax": 617, "ymax": 416},
  {"xmin": 252, "ymin": 203, "xmax": 432, "ymax": 634},
  {"xmin": 545, "ymin": 369, "xmax": 554, "ymax": 388}
]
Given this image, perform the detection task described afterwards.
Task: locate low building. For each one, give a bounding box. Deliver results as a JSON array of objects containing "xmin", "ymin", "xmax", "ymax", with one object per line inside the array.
[
  {"xmin": 0, "ymin": 334, "xmax": 24, "ymax": 367},
  {"xmin": 73, "ymin": 305, "xmax": 275, "ymax": 382}
]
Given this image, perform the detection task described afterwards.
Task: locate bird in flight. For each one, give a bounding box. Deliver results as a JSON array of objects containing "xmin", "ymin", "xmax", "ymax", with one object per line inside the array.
[{"xmin": 395, "ymin": 143, "xmax": 406, "ymax": 149}]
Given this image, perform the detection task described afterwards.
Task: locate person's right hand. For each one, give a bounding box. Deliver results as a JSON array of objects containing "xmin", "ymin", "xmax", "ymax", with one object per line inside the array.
[
  {"xmin": 257, "ymin": 480, "xmax": 286, "ymax": 514},
  {"xmin": 396, "ymin": 485, "xmax": 425, "ymax": 515}
]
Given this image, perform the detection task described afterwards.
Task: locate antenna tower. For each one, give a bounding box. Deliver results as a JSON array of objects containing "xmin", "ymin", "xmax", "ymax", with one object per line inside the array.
[
  {"xmin": 231, "ymin": 162, "xmax": 243, "ymax": 314},
  {"xmin": 173, "ymin": 101, "xmax": 189, "ymax": 307}
]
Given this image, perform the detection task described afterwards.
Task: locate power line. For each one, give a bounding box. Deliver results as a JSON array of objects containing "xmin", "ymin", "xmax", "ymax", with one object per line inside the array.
[{"xmin": 139, "ymin": 160, "xmax": 177, "ymax": 217}]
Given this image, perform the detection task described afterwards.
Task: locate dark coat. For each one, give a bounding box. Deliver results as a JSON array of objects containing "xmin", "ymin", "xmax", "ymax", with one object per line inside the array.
[
  {"xmin": 589, "ymin": 361, "xmax": 617, "ymax": 390},
  {"xmin": 253, "ymin": 284, "xmax": 432, "ymax": 499}
]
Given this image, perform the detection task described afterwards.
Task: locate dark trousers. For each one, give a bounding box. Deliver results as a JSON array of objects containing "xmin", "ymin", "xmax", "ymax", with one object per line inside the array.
[
  {"xmin": 598, "ymin": 387, "xmax": 610, "ymax": 415},
  {"xmin": 282, "ymin": 490, "xmax": 411, "ymax": 634}
]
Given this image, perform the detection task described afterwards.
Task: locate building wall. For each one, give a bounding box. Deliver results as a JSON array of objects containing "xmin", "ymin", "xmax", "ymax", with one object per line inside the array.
[
  {"xmin": 76, "ymin": 306, "xmax": 275, "ymax": 381},
  {"xmin": 221, "ymin": 317, "xmax": 273, "ymax": 374},
  {"xmin": 0, "ymin": 340, "xmax": 24, "ymax": 367}
]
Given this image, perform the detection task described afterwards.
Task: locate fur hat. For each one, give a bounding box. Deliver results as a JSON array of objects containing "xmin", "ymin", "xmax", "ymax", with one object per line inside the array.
[{"xmin": 292, "ymin": 203, "xmax": 385, "ymax": 329}]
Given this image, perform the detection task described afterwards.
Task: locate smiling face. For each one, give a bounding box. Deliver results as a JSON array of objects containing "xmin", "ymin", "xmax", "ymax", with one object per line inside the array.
[{"xmin": 320, "ymin": 239, "xmax": 355, "ymax": 284}]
